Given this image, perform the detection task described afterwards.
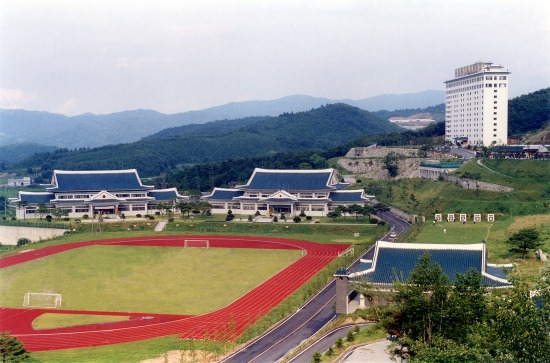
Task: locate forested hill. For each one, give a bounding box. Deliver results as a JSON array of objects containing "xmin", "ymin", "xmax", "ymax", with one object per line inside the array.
[
  {"xmin": 16, "ymin": 104, "xmax": 402, "ymax": 178},
  {"xmin": 508, "ymin": 87, "xmax": 550, "ymax": 135}
]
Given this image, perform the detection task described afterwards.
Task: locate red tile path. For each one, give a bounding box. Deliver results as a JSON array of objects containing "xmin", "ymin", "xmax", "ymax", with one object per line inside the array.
[{"xmin": 0, "ymin": 236, "xmax": 349, "ymax": 351}]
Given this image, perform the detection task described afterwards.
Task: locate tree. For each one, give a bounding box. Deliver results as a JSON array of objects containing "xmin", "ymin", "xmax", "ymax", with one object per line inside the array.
[
  {"xmin": 0, "ymin": 332, "xmax": 30, "ymax": 362},
  {"xmin": 188, "ymin": 189, "xmax": 202, "ymax": 202},
  {"xmin": 347, "ymin": 204, "xmax": 363, "ymax": 220},
  {"xmin": 382, "ymin": 151, "xmax": 401, "ymax": 177},
  {"xmin": 197, "ymin": 201, "xmax": 212, "ymax": 216},
  {"xmin": 156, "ymin": 202, "xmax": 169, "ymax": 217},
  {"xmin": 336, "ymin": 205, "xmax": 349, "ymax": 219},
  {"xmin": 487, "ymin": 272, "xmax": 550, "ymax": 363},
  {"xmin": 16, "ymin": 201, "xmax": 28, "ymax": 220},
  {"xmin": 506, "ymin": 228, "xmax": 542, "ymax": 259},
  {"xmin": 36, "ymin": 201, "xmax": 48, "ymax": 220},
  {"xmin": 51, "ymin": 207, "xmax": 64, "ymax": 220},
  {"xmin": 177, "ymin": 202, "xmax": 194, "ymax": 218},
  {"xmin": 327, "ymin": 210, "xmax": 341, "ymax": 222}
]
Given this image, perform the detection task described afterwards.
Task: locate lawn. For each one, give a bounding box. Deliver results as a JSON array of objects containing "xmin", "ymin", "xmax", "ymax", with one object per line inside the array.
[
  {"xmin": 413, "ymin": 213, "xmax": 550, "ymax": 264},
  {"xmin": 0, "ymin": 245, "xmax": 301, "ymax": 315}
]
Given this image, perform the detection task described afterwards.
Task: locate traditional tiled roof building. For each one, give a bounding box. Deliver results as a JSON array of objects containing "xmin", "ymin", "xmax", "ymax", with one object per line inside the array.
[
  {"xmin": 11, "ymin": 169, "xmax": 187, "ymax": 219},
  {"xmin": 353, "ymin": 241, "xmax": 511, "ymax": 288},
  {"xmin": 334, "ymin": 241, "xmax": 512, "ymax": 313},
  {"xmin": 203, "ymin": 168, "xmax": 373, "ymax": 216}
]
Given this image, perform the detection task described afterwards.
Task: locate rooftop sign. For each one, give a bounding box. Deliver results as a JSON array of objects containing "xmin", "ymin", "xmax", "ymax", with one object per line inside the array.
[{"xmin": 455, "ymin": 62, "xmax": 488, "ymax": 77}]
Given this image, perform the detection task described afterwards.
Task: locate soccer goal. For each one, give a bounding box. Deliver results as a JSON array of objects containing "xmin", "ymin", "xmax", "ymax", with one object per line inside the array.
[
  {"xmin": 184, "ymin": 239, "xmax": 210, "ymax": 248},
  {"xmin": 23, "ymin": 293, "xmax": 62, "ymax": 308}
]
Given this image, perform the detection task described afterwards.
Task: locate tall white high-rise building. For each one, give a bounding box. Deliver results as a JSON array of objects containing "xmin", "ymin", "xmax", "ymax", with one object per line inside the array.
[{"xmin": 445, "ymin": 62, "xmax": 510, "ymax": 146}]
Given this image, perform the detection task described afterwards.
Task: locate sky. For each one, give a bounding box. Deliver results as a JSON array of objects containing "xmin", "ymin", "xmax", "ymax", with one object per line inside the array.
[{"xmin": 1, "ymin": 0, "xmax": 549, "ymax": 116}]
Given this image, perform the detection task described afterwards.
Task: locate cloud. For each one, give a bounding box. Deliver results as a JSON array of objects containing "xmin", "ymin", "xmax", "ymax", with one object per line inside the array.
[
  {"xmin": 52, "ymin": 97, "xmax": 79, "ymax": 116},
  {"xmin": 0, "ymin": 88, "xmax": 36, "ymax": 109}
]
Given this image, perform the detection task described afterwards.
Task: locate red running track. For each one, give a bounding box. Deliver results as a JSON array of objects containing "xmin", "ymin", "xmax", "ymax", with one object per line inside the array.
[{"xmin": 0, "ymin": 235, "xmax": 349, "ymax": 351}]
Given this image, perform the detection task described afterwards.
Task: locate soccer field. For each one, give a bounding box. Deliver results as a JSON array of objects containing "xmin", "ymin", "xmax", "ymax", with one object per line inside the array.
[{"xmin": 0, "ymin": 245, "xmax": 301, "ymax": 315}]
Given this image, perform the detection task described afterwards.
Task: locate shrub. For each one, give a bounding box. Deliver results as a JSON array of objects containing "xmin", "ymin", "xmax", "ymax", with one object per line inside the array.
[
  {"xmin": 346, "ymin": 330, "xmax": 355, "ymax": 342},
  {"xmin": 226, "ymin": 215, "xmax": 234, "ymax": 222},
  {"xmin": 168, "ymin": 218, "xmax": 174, "ymax": 222},
  {"xmin": 273, "ymin": 216, "xmax": 278, "ymax": 222},
  {"xmin": 11, "ymin": 217, "xmax": 16, "ymax": 221},
  {"xmin": 299, "ymin": 211, "xmax": 306, "ymax": 217},
  {"xmin": 63, "ymin": 217, "xmax": 70, "ymax": 221},
  {"xmin": 312, "ymin": 351, "xmax": 321, "ymax": 363},
  {"xmin": 306, "ymin": 216, "xmax": 312, "ymax": 220},
  {"xmin": 192, "ymin": 209, "xmax": 200, "ymax": 214},
  {"xmin": 369, "ymin": 218, "xmax": 378, "ymax": 224},
  {"xmin": 248, "ymin": 215, "xmax": 253, "ymax": 222},
  {"xmin": 83, "ymin": 214, "xmax": 89, "ymax": 219},
  {"xmin": 148, "ymin": 215, "xmax": 155, "ymax": 220},
  {"xmin": 293, "ymin": 216, "xmax": 301, "ymax": 223},
  {"xmin": 327, "ymin": 346, "xmax": 334, "ymax": 356},
  {"xmin": 335, "ymin": 337, "xmax": 344, "ymax": 349},
  {"xmin": 17, "ymin": 238, "xmax": 30, "ymax": 246},
  {"xmin": 155, "ymin": 211, "xmax": 160, "ymax": 216},
  {"xmin": 227, "ymin": 210, "xmax": 233, "ymax": 215},
  {"xmin": 74, "ymin": 219, "xmax": 81, "ymax": 223},
  {"xmin": 254, "ymin": 211, "xmax": 261, "ymax": 216},
  {"xmin": 377, "ymin": 220, "xmax": 386, "ymax": 226},
  {"xmin": 136, "ymin": 214, "xmax": 142, "ymax": 218}
]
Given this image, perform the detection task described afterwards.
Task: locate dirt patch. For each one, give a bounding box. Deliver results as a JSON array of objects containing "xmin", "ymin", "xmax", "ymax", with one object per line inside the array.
[{"xmin": 140, "ymin": 350, "xmax": 220, "ymax": 363}]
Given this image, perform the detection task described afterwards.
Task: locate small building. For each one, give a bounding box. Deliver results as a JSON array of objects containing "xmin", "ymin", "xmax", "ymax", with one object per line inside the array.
[
  {"xmin": 419, "ymin": 161, "xmax": 462, "ymax": 179},
  {"xmin": 10, "ymin": 169, "xmax": 187, "ymax": 219},
  {"xmin": 203, "ymin": 168, "xmax": 374, "ymax": 216},
  {"xmin": 8, "ymin": 177, "xmax": 31, "ymax": 187}
]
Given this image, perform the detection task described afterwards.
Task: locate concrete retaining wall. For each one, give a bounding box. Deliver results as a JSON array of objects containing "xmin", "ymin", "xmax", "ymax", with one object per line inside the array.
[
  {"xmin": 0, "ymin": 226, "xmax": 69, "ymax": 245},
  {"xmin": 442, "ymin": 175, "xmax": 514, "ymax": 192}
]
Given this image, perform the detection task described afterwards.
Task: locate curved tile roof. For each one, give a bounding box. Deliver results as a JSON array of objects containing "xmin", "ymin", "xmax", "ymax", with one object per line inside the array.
[
  {"xmin": 329, "ymin": 190, "xmax": 369, "ymax": 202},
  {"xmin": 241, "ymin": 168, "xmax": 344, "ymax": 191},
  {"xmin": 49, "ymin": 170, "xmax": 152, "ymax": 192},
  {"xmin": 354, "ymin": 241, "xmax": 510, "ymax": 287},
  {"xmin": 148, "ymin": 189, "xmax": 184, "ymax": 201},
  {"xmin": 204, "ymin": 188, "xmax": 244, "ymax": 200},
  {"xmin": 17, "ymin": 193, "xmax": 54, "ymax": 204}
]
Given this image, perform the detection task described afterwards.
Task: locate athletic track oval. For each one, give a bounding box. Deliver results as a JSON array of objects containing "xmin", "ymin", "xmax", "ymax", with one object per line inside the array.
[{"xmin": 0, "ymin": 236, "xmax": 349, "ymax": 351}]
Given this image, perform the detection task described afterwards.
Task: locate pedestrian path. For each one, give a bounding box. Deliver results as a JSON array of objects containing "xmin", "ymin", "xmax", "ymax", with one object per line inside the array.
[{"xmin": 154, "ymin": 221, "xmax": 167, "ymax": 231}]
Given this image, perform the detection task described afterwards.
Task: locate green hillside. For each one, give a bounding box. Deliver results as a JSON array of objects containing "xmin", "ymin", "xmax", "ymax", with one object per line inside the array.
[
  {"xmin": 15, "ymin": 104, "xmax": 401, "ymax": 177},
  {"xmin": 368, "ymin": 159, "xmax": 550, "ymax": 217},
  {"xmin": 508, "ymin": 87, "xmax": 550, "ymax": 135}
]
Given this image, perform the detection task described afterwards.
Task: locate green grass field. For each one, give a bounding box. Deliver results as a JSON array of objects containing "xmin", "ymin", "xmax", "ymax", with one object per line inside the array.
[
  {"xmin": 413, "ymin": 213, "xmax": 550, "ymax": 264},
  {"xmin": 32, "ymin": 313, "xmax": 130, "ymax": 330},
  {"xmin": 0, "ymin": 246, "xmax": 301, "ymax": 315}
]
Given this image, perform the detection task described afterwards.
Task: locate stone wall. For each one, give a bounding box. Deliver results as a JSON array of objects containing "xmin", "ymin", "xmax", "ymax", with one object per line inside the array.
[
  {"xmin": 441, "ymin": 175, "xmax": 514, "ymax": 192},
  {"xmin": 0, "ymin": 226, "xmax": 68, "ymax": 245}
]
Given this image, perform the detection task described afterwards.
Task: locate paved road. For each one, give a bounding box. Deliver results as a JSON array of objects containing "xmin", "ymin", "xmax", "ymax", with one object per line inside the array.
[
  {"xmin": 221, "ymin": 282, "xmax": 339, "ymax": 363},
  {"xmin": 221, "ymin": 211, "xmax": 409, "ymax": 362},
  {"xmin": 378, "ymin": 211, "xmax": 411, "ymax": 242}
]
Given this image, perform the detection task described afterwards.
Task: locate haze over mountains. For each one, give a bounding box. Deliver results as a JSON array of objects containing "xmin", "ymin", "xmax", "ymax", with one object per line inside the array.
[{"xmin": 0, "ymin": 90, "xmax": 444, "ymax": 149}]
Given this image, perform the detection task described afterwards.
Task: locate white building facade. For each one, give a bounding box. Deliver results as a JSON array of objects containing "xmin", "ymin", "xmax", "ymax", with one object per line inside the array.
[
  {"xmin": 10, "ymin": 169, "xmax": 187, "ymax": 219},
  {"xmin": 445, "ymin": 62, "xmax": 510, "ymax": 146}
]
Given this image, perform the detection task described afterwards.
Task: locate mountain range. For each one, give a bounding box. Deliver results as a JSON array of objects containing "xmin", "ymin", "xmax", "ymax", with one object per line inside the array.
[
  {"xmin": 0, "ymin": 90, "xmax": 444, "ymax": 150},
  {"xmin": 16, "ymin": 103, "xmax": 403, "ymax": 177}
]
